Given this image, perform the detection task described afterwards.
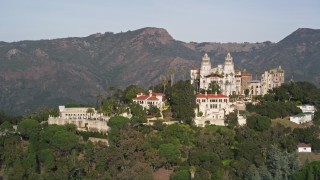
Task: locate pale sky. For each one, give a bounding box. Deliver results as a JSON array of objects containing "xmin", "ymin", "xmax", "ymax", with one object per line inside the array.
[{"xmin": 1, "ymin": 0, "xmax": 319, "ymax": 43}]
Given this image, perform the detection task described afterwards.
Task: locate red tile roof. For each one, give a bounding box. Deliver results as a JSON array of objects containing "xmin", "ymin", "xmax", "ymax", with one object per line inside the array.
[
  {"xmin": 148, "ymin": 96, "xmax": 159, "ymax": 101},
  {"xmin": 196, "ymin": 93, "xmax": 228, "ymax": 98},
  {"xmin": 133, "ymin": 91, "xmax": 164, "ymax": 101},
  {"xmin": 297, "ymin": 143, "xmax": 311, "ymax": 148},
  {"xmin": 133, "ymin": 95, "xmax": 149, "ymax": 100}
]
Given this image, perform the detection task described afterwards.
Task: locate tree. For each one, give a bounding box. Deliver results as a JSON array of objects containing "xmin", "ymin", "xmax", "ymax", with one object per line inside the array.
[
  {"xmin": 167, "ymin": 81, "xmax": 196, "ymax": 124},
  {"xmin": 107, "ymin": 116, "xmax": 130, "ymax": 143},
  {"xmin": 148, "ymin": 105, "xmax": 161, "ymax": 117},
  {"xmin": 18, "ymin": 119, "xmax": 40, "ymax": 140},
  {"xmin": 107, "ymin": 86, "xmax": 115, "ymax": 97},
  {"xmin": 292, "ymin": 161, "xmax": 320, "ymax": 180},
  {"xmin": 208, "ymin": 81, "xmax": 221, "ymax": 94},
  {"xmin": 30, "ymin": 106, "xmax": 59, "ymax": 122},
  {"xmin": 38, "ymin": 149, "xmax": 56, "ymax": 170},
  {"xmin": 225, "ymin": 111, "xmax": 238, "ymax": 129},
  {"xmin": 244, "ymin": 89, "xmax": 250, "ymax": 97},
  {"xmin": 188, "ymin": 151, "xmax": 222, "ymax": 174},
  {"xmin": 130, "ymin": 103, "xmax": 147, "ymax": 125},
  {"xmin": 181, "ymin": 66, "xmax": 187, "ymax": 81},
  {"xmin": 122, "ymin": 85, "xmax": 145, "ymax": 103},
  {"xmin": 244, "ymin": 164, "xmax": 261, "ymax": 180},
  {"xmin": 266, "ymin": 145, "xmax": 299, "ymax": 179},
  {"xmin": 96, "ymin": 92, "xmax": 104, "ymax": 112},
  {"xmin": 162, "ymin": 124, "xmax": 195, "ymax": 145},
  {"xmin": 247, "ymin": 114, "xmax": 271, "ymax": 131},
  {"xmin": 160, "ymin": 74, "xmax": 169, "ymax": 93},
  {"xmin": 170, "ymin": 169, "xmax": 190, "ymax": 180},
  {"xmin": 153, "ymin": 120, "xmax": 165, "ymax": 131},
  {"xmin": 86, "ymin": 108, "xmax": 95, "ymax": 119},
  {"xmin": 51, "ymin": 130, "xmax": 79, "ymax": 152},
  {"xmin": 194, "ymin": 169, "xmax": 211, "ymax": 180},
  {"xmin": 159, "ymin": 143, "xmax": 181, "ymax": 166},
  {"xmin": 0, "ymin": 121, "xmax": 13, "ymax": 131},
  {"xmin": 41, "ymin": 125, "xmax": 67, "ymax": 143},
  {"xmin": 168, "ymin": 67, "xmax": 176, "ymax": 87}
]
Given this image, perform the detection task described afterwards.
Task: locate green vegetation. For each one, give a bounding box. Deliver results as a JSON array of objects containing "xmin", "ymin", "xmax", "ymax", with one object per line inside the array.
[
  {"xmin": 167, "ymin": 80, "xmax": 196, "ymax": 124},
  {"xmin": 1, "ymin": 81, "xmax": 320, "ymax": 179}
]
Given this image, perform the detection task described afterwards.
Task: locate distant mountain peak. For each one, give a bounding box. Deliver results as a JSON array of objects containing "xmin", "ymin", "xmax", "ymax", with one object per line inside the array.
[
  {"xmin": 136, "ymin": 27, "xmax": 174, "ymax": 44},
  {"xmin": 279, "ymin": 28, "xmax": 320, "ymax": 44},
  {"xmin": 295, "ymin": 28, "xmax": 318, "ymax": 33}
]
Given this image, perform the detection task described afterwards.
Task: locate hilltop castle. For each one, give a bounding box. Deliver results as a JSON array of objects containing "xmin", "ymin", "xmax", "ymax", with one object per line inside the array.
[{"xmin": 190, "ymin": 53, "xmax": 285, "ymax": 97}]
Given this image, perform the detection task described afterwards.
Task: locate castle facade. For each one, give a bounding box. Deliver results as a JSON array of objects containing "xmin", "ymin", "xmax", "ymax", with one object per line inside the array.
[{"xmin": 190, "ymin": 53, "xmax": 285, "ymax": 97}]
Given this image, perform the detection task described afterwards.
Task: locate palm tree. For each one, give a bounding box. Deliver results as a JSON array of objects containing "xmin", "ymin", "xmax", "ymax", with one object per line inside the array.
[
  {"xmin": 86, "ymin": 108, "xmax": 94, "ymax": 120},
  {"xmin": 160, "ymin": 74, "xmax": 169, "ymax": 93},
  {"xmin": 181, "ymin": 66, "xmax": 187, "ymax": 81},
  {"xmin": 168, "ymin": 67, "xmax": 176, "ymax": 86},
  {"xmin": 107, "ymin": 86, "xmax": 115, "ymax": 97},
  {"xmin": 96, "ymin": 92, "xmax": 104, "ymax": 111}
]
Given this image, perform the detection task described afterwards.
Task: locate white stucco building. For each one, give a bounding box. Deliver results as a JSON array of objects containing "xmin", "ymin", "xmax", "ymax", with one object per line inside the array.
[
  {"xmin": 57, "ymin": 105, "xmax": 105, "ymax": 120},
  {"xmin": 133, "ymin": 90, "xmax": 166, "ymax": 110},
  {"xmin": 298, "ymin": 104, "xmax": 316, "ymax": 114},
  {"xmin": 248, "ymin": 80, "xmax": 262, "ymax": 97},
  {"xmin": 297, "ymin": 143, "xmax": 312, "ymax": 153},
  {"xmin": 190, "ymin": 53, "xmax": 285, "ymax": 97},
  {"xmin": 290, "ymin": 113, "xmax": 313, "ymax": 124},
  {"xmin": 194, "ymin": 92, "xmax": 232, "ymax": 127},
  {"xmin": 48, "ymin": 106, "xmax": 110, "ymax": 133},
  {"xmin": 191, "ymin": 53, "xmax": 242, "ymax": 96},
  {"xmin": 260, "ymin": 66, "xmax": 285, "ymax": 95},
  {"xmin": 290, "ymin": 104, "xmax": 316, "ymax": 124}
]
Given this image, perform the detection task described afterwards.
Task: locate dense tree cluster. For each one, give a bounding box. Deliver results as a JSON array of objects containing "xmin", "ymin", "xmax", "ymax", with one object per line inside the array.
[{"xmin": 1, "ymin": 81, "xmax": 320, "ymax": 179}]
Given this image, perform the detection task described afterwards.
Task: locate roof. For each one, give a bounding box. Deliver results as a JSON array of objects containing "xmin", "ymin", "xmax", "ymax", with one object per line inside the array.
[
  {"xmin": 204, "ymin": 73, "xmax": 224, "ymax": 78},
  {"xmin": 60, "ymin": 107, "xmax": 95, "ymax": 113},
  {"xmin": 133, "ymin": 91, "xmax": 164, "ymax": 101},
  {"xmin": 291, "ymin": 112, "xmax": 313, "ymax": 117},
  {"xmin": 196, "ymin": 93, "xmax": 228, "ymax": 99},
  {"xmin": 297, "ymin": 143, "xmax": 311, "ymax": 148},
  {"xmin": 133, "ymin": 95, "xmax": 160, "ymax": 101}
]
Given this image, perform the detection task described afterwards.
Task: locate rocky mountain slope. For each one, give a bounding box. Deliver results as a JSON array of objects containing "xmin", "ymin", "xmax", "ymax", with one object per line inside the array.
[{"xmin": 0, "ymin": 27, "xmax": 319, "ymax": 115}]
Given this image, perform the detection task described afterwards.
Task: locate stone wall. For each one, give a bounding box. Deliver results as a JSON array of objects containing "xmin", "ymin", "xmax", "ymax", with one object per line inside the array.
[{"xmin": 48, "ymin": 117, "xmax": 110, "ymax": 134}]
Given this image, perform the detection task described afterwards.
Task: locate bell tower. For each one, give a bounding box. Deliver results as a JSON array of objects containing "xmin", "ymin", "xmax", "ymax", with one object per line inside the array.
[{"xmin": 200, "ymin": 53, "xmax": 211, "ymax": 76}]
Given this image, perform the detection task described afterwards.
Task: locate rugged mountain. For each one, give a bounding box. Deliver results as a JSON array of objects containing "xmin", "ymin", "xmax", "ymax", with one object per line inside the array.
[
  {"xmin": 0, "ymin": 27, "xmax": 319, "ymax": 115},
  {"xmin": 234, "ymin": 28, "xmax": 320, "ymax": 83}
]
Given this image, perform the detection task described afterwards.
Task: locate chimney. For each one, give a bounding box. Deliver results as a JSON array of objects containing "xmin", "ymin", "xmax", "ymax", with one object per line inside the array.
[
  {"xmin": 149, "ymin": 90, "xmax": 152, "ymax": 97},
  {"xmin": 215, "ymin": 91, "xmax": 217, "ymax": 96},
  {"xmin": 205, "ymin": 91, "xmax": 207, "ymax": 96}
]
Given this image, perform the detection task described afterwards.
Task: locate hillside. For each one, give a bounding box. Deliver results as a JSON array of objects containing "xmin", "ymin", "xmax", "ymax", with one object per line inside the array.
[
  {"xmin": 234, "ymin": 28, "xmax": 320, "ymax": 83},
  {"xmin": 0, "ymin": 27, "xmax": 319, "ymax": 115}
]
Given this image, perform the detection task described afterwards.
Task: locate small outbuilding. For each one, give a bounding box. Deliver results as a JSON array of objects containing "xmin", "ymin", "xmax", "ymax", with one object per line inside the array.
[{"xmin": 297, "ymin": 143, "xmax": 312, "ymax": 153}]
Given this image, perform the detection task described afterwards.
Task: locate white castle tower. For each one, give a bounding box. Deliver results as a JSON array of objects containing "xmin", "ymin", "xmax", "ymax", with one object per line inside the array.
[
  {"xmin": 222, "ymin": 53, "xmax": 236, "ymax": 96},
  {"xmin": 199, "ymin": 53, "xmax": 212, "ymax": 89}
]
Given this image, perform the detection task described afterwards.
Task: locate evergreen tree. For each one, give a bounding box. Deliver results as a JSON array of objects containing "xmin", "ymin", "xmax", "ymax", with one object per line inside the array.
[{"xmin": 167, "ymin": 81, "xmax": 196, "ymax": 124}]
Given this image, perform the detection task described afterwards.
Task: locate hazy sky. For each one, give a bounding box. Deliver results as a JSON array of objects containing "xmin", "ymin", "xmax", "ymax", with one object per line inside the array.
[{"xmin": 1, "ymin": 0, "xmax": 319, "ymax": 43}]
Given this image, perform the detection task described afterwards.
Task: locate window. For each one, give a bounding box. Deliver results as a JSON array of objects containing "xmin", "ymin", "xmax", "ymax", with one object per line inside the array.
[
  {"xmin": 219, "ymin": 99, "xmax": 222, "ymax": 102},
  {"xmin": 202, "ymin": 99, "xmax": 206, "ymax": 102}
]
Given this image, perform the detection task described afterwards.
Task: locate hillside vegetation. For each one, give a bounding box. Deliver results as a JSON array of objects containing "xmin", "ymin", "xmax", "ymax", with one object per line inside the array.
[{"xmin": 0, "ymin": 27, "xmax": 319, "ymax": 114}]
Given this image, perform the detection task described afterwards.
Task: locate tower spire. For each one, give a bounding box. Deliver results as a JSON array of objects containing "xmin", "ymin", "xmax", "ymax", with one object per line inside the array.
[{"xmin": 225, "ymin": 52, "xmax": 233, "ymax": 63}]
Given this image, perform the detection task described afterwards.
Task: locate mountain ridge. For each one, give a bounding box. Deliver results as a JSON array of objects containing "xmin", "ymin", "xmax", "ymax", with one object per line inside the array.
[{"xmin": 0, "ymin": 27, "xmax": 319, "ymax": 115}]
